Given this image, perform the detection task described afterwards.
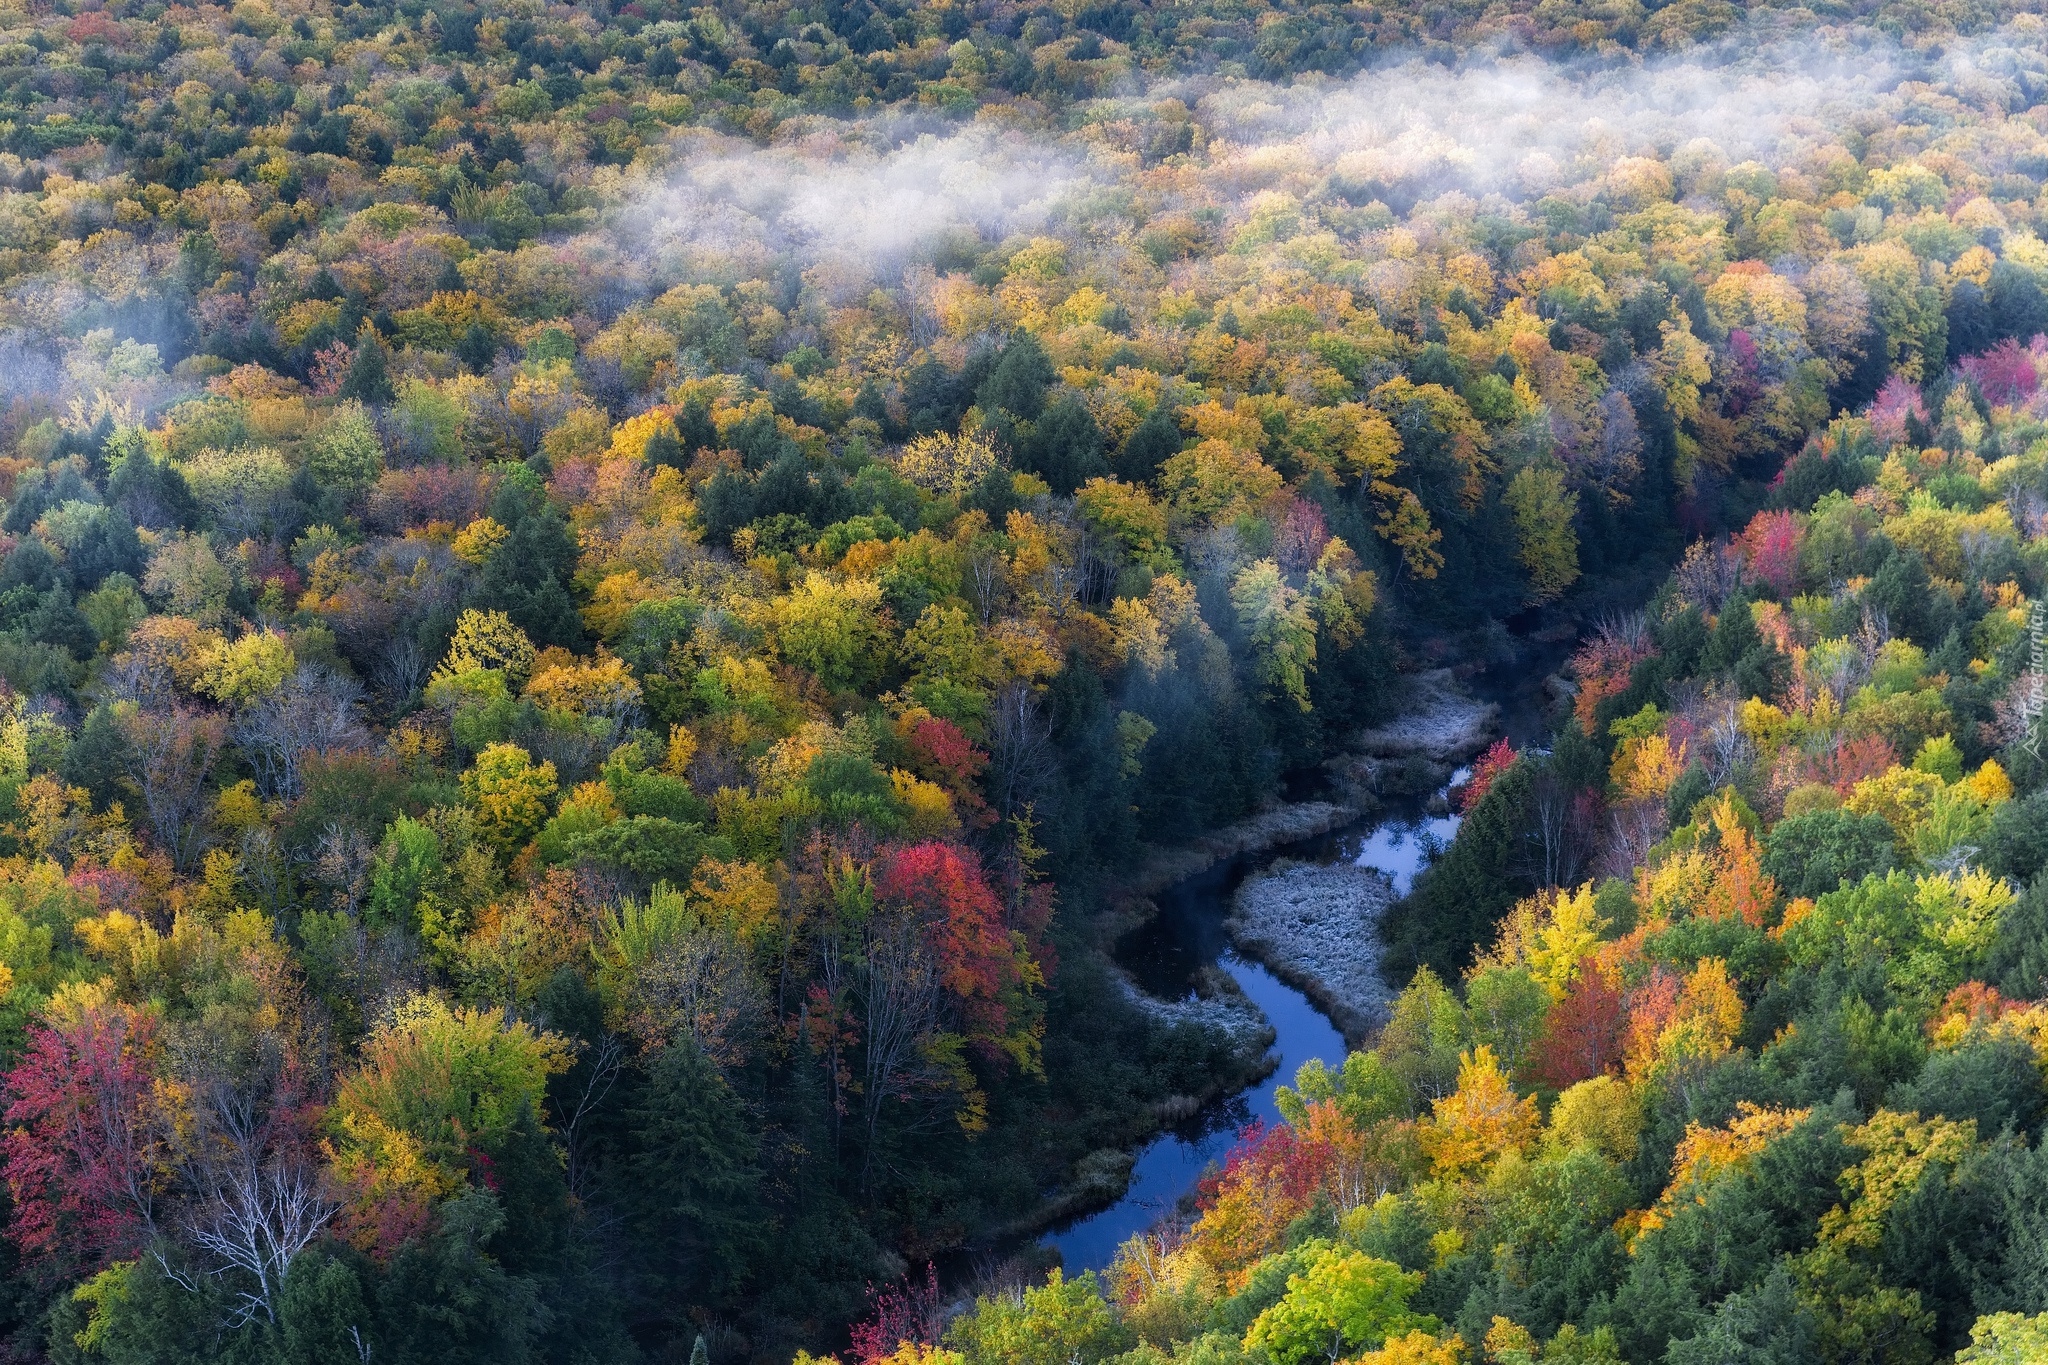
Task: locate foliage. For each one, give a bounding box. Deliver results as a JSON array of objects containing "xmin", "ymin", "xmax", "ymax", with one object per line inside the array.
[{"xmin": 0, "ymin": 0, "xmax": 2038, "ymax": 1356}]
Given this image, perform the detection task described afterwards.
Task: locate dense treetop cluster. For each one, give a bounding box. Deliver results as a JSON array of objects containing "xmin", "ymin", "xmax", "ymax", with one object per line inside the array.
[{"xmin": 0, "ymin": 0, "xmax": 2037, "ymax": 1361}]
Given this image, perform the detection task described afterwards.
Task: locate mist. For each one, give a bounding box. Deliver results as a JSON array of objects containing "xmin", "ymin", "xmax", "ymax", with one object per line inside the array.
[
  {"xmin": 626, "ymin": 19, "xmax": 2048, "ymax": 286},
  {"xmin": 627, "ymin": 121, "xmax": 1097, "ymax": 296}
]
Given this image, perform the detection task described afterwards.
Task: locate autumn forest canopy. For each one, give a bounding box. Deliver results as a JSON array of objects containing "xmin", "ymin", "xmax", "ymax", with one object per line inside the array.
[{"xmin": 0, "ymin": 0, "xmax": 2041, "ymax": 1360}]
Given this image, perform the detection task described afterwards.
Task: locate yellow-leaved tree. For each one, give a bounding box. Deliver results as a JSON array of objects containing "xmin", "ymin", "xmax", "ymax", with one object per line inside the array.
[
  {"xmin": 1421, "ymin": 1046, "xmax": 1540, "ymax": 1179},
  {"xmin": 1504, "ymin": 463, "xmax": 1580, "ymax": 604},
  {"xmin": 435, "ymin": 608, "xmax": 537, "ymax": 686}
]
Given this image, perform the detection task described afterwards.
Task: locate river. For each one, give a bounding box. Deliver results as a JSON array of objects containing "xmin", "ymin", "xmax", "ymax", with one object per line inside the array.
[
  {"xmin": 1042, "ymin": 784, "xmax": 1463, "ymax": 1271},
  {"xmin": 1043, "ymin": 644, "xmax": 1563, "ymax": 1272}
]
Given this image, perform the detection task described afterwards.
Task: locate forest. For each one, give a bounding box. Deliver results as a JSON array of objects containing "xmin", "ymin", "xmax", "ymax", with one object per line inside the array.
[{"xmin": 0, "ymin": 0, "xmax": 2034, "ymax": 1358}]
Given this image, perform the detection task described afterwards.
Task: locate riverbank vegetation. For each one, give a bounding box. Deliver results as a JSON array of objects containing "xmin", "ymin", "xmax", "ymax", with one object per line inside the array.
[{"xmin": 0, "ymin": 0, "xmax": 2038, "ymax": 1357}]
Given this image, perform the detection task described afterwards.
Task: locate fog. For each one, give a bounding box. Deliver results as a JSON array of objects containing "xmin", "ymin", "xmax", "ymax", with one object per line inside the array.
[
  {"xmin": 628, "ymin": 19, "xmax": 2048, "ymax": 286},
  {"xmin": 629, "ymin": 122, "xmax": 1097, "ymax": 293}
]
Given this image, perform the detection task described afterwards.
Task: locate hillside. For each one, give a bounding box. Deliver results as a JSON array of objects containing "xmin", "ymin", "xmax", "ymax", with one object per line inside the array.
[{"xmin": 0, "ymin": 0, "xmax": 2038, "ymax": 1360}]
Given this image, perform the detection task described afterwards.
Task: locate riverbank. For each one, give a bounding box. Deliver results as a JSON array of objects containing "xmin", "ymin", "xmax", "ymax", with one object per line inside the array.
[
  {"xmin": 1213, "ymin": 670, "xmax": 1498, "ymax": 1048},
  {"xmin": 1113, "ymin": 799, "xmax": 1363, "ymax": 905},
  {"xmin": 1328, "ymin": 667, "xmax": 1502, "ymax": 799},
  {"xmin": 1002, "ymin": 964, "xmax": 1276, "ymax": 1243},
  {"xmin": 1227, "ymin": 859, "xmax": 1398, "ymax": 1048}
]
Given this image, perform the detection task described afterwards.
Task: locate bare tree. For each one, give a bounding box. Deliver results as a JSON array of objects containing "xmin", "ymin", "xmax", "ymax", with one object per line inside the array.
[
  {"xmin": 631, "ymin": 926, "xmax": 766, "ymax": 1070},
  {"xmin": 100, "ymin": 650, "xmax": 178, "ymax": 714},
  {"xmin": 902, "ymin": 265, "xmax": 939, "ymax": 348},
  {"xmin": 165, "ymin": 1036, "xmax": 335, "ymax": 1328},
  {"xmin": 525, "ymin": 715, "xmax": 613, "ymax": 788},
  {"xmin": 372, "ymin": 635, "xmax": 426, "ymax": 705},
  {"xmin": 314, "ymin": 822, "xmax": 376, "ymax": 917},
  {"xmin": 855, "ymin": 906, "xmax": 947, "ymax": 1181},
  {"xmin": 1699, "ymin": 700, "xmax": 1756, "ymax": 788},
  {"xmin": 174, "ymin": 1149, "xmax": 335, "ymax": 1327},
  {"xmin": 122, "ymin": 705, "xmax": 228, "ymax": 872},
  {"xmin": 556, "ymin": 1032, "xmax": 624, "ymax": 1203},
  {"xmin": 1674, "ymin": 538, "xmax": 1746, "ymax": 612},
  {"xmin": 1526, "ymin": 766, "xmax": 1600, "ymax": 889},
  {"xmin": 968, "ymin": 549, "xmax": 1006, "ymax": 626},
  {"xmin": 231, "ymin": 665, "xmax": 367, "ymax": 800},
  {"xmin": 1601, "ymin": 801, "xmax": 1665, "ymax": 881},
  {"xmin": 237, "ymin": 827, "xmax": 293, "ymax": 917},
  {"xmin": 2010, "ymin": 486, "xmax": 2048, "ymax": 542},
  {"xmin": 988, "ymin": 683, "xmax": 1055, "ymax": 819}
]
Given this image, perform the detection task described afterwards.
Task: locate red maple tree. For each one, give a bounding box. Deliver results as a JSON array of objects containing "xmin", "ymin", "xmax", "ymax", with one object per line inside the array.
[
  {"xmin": 874, "ymin": 841, "xmax": 1034, "ymax": 1060},
  {"xmin": 900, "ymin": 715, "xmax": 995, "ymax": 829},
  {"xmin": 1804, "ymin": 734, "xmax": 1897, "ymax": 794},
  {"xmin": 1529, "ymin": 958, "xmax": 1625, "ymax": 1089},
  {"xmin": 1739, "ymin": 509, "xmax": 1803, "ymax": 598},
  {"xmin": 849, "ymin": 1263, "xmax": 944, "ymax": 1362},
  {"xmin": 1458, "ymin": 739, "xmax": 1518, "ymax": 814},
  {"xmin": 2, "ymin": 1004, "xmax": 166, "ymax": 1282}
]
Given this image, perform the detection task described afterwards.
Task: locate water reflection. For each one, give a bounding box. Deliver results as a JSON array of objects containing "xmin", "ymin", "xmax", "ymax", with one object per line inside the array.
[{"xmin": 1345, "ymin": 768, "xmax": 1468, "ymax": 897}]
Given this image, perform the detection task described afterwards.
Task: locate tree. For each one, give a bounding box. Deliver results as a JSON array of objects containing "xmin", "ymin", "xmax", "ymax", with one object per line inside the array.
[
  {"xmin": 170, "ymin": 1034, "xmax": 337, "ymax": 1328},
  {"xmin": 1377, "ymin": 967, "xmax": 1466, "ymax": 1105},
  {"xmin": 460, "ymin": 743, "xmax": 558, "ymax": 856},
  {"xmin": 1459, "ymin": 739, "xmax": 1518, "ymax": 814},
  {"xmin": 1664, "ymin": 1262, "xmax": 1819, "ymax": 1365},
  {"xmin": 773, "ymin": 572, "xmax": 893, "ymax": 693},
  {"xmin": 2, "ymin": 1002, "xmax": 166, "ymax": 1284},
  {"xmin": 1389, "ymin": 758, "xmax": 1535, "ymax": 977},
  {"xmin": 331, "ymin": 994, "xmax": 571, "ymax": 1190},
  {"xmin": 310, "ymin": 400, "xmax": 386, "ymax": 494},
  {"xmin": 945, "ymin": 1268, "xmax": 1128, "ymax": 1365},
  {"xmin": 875, "ymin": 841, "xmax": 1042, "ymax": 1073},
  {"xmin": 625, "ymin": 1038, "xmax": 768, "ymax": 1306},
  {"xmin": 1243, "ymin": 1247, "xmax": 1433, "ymax": 1365},
  {"xmin": 897, "ymin": 428, "xmax": 1001, "ymax": 498},
  {"xmin": 1231, "ymin": 558, "xmax": 1317, "ymax": 710},
  {"xmin": 1422, "ymin": 1046, "xmax": 1540, "ymax": 1178},
  {"xmin": 1889, "ymin": 1034, "xmax": 2046, "ymax": 1138},
  {"xmin": 1505, "ymin": 463, "xmax": 1580, "ymax": 603},
  {"xmin": 1546, "ymin": 1075, "xmax": 1640, "ymax": 1160},
  {"xmin": 1740, "ymin": 509, "xmax": 1803, "ymax": 596},
  {"xmin": 976, "ymin": 333, "xmax": 1054, "ymax": 421},
  {"xmin": 141, "ymin": 533, "xmax": 237, "ymax": 629},
  {"xmin": 1020, "ymin": 394, "xmax": 1106, "ymax": 494},
  {"xmin": 120, "ymin": 703, "xmax": 228, "ymax": 871},
  {"xmin": 230, "ymin": 664, "xmax": 367, "ymax": 800},
  {"xmin": 849, "ymin": 1264, "xmax": 948, "ymax": 1363},
  {"xmin": 1528, "ymin": 959, "xmax": 1624, "ymax": 1089},
  {"xmin": 194, "ymin": 630, "xmax": 295, "ymax": 707},
  {"xmin": 338, "ymin": 327, "xmax": 394, "ymax": 404},
  {"xmin": 1988, "ymin": 877, "xmax": 2048, "ymax": 998},
  {"xmin": 434, "ymin": 608, "xmax": 537, "ymax": 686},
  {"xmin": 475, "ymin": 475, "xmax": 581, "ymax": 649},
  {"xmin": 1350, "ymin": 1332, "xmax": 1467, "ymax": 1365},
  {"xmin": 1763, "ymin": 809, "xmax": 1895, "ymax": 900},
  {"xmin": 1465, "ymin": 966, "xmax": 1549, "ymax": 1073},
  {"xmin": 368, "ymin": 1189, "xmax": 545, "ymax": 1365},
  {"xmin": 1115, "ymin": 404, "xmax": 1182, "ymax": 483},
  {"xmin": 106, "ymin": 437, "xmax": 198, "ymax": 530},
  {"xmin": 1958, "ymin": 1313, "xmax": 2048, "ymax": 1365}
]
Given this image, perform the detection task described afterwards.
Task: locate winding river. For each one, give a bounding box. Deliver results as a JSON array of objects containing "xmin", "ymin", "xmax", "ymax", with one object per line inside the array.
[
  {"xmin": 1044, "ymin": 646, "xmax": 1563, "ymax": 1272},
  {"xmin": 1042, "ymin": 792, "xmax": 1461, "ymax": 1271}
]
